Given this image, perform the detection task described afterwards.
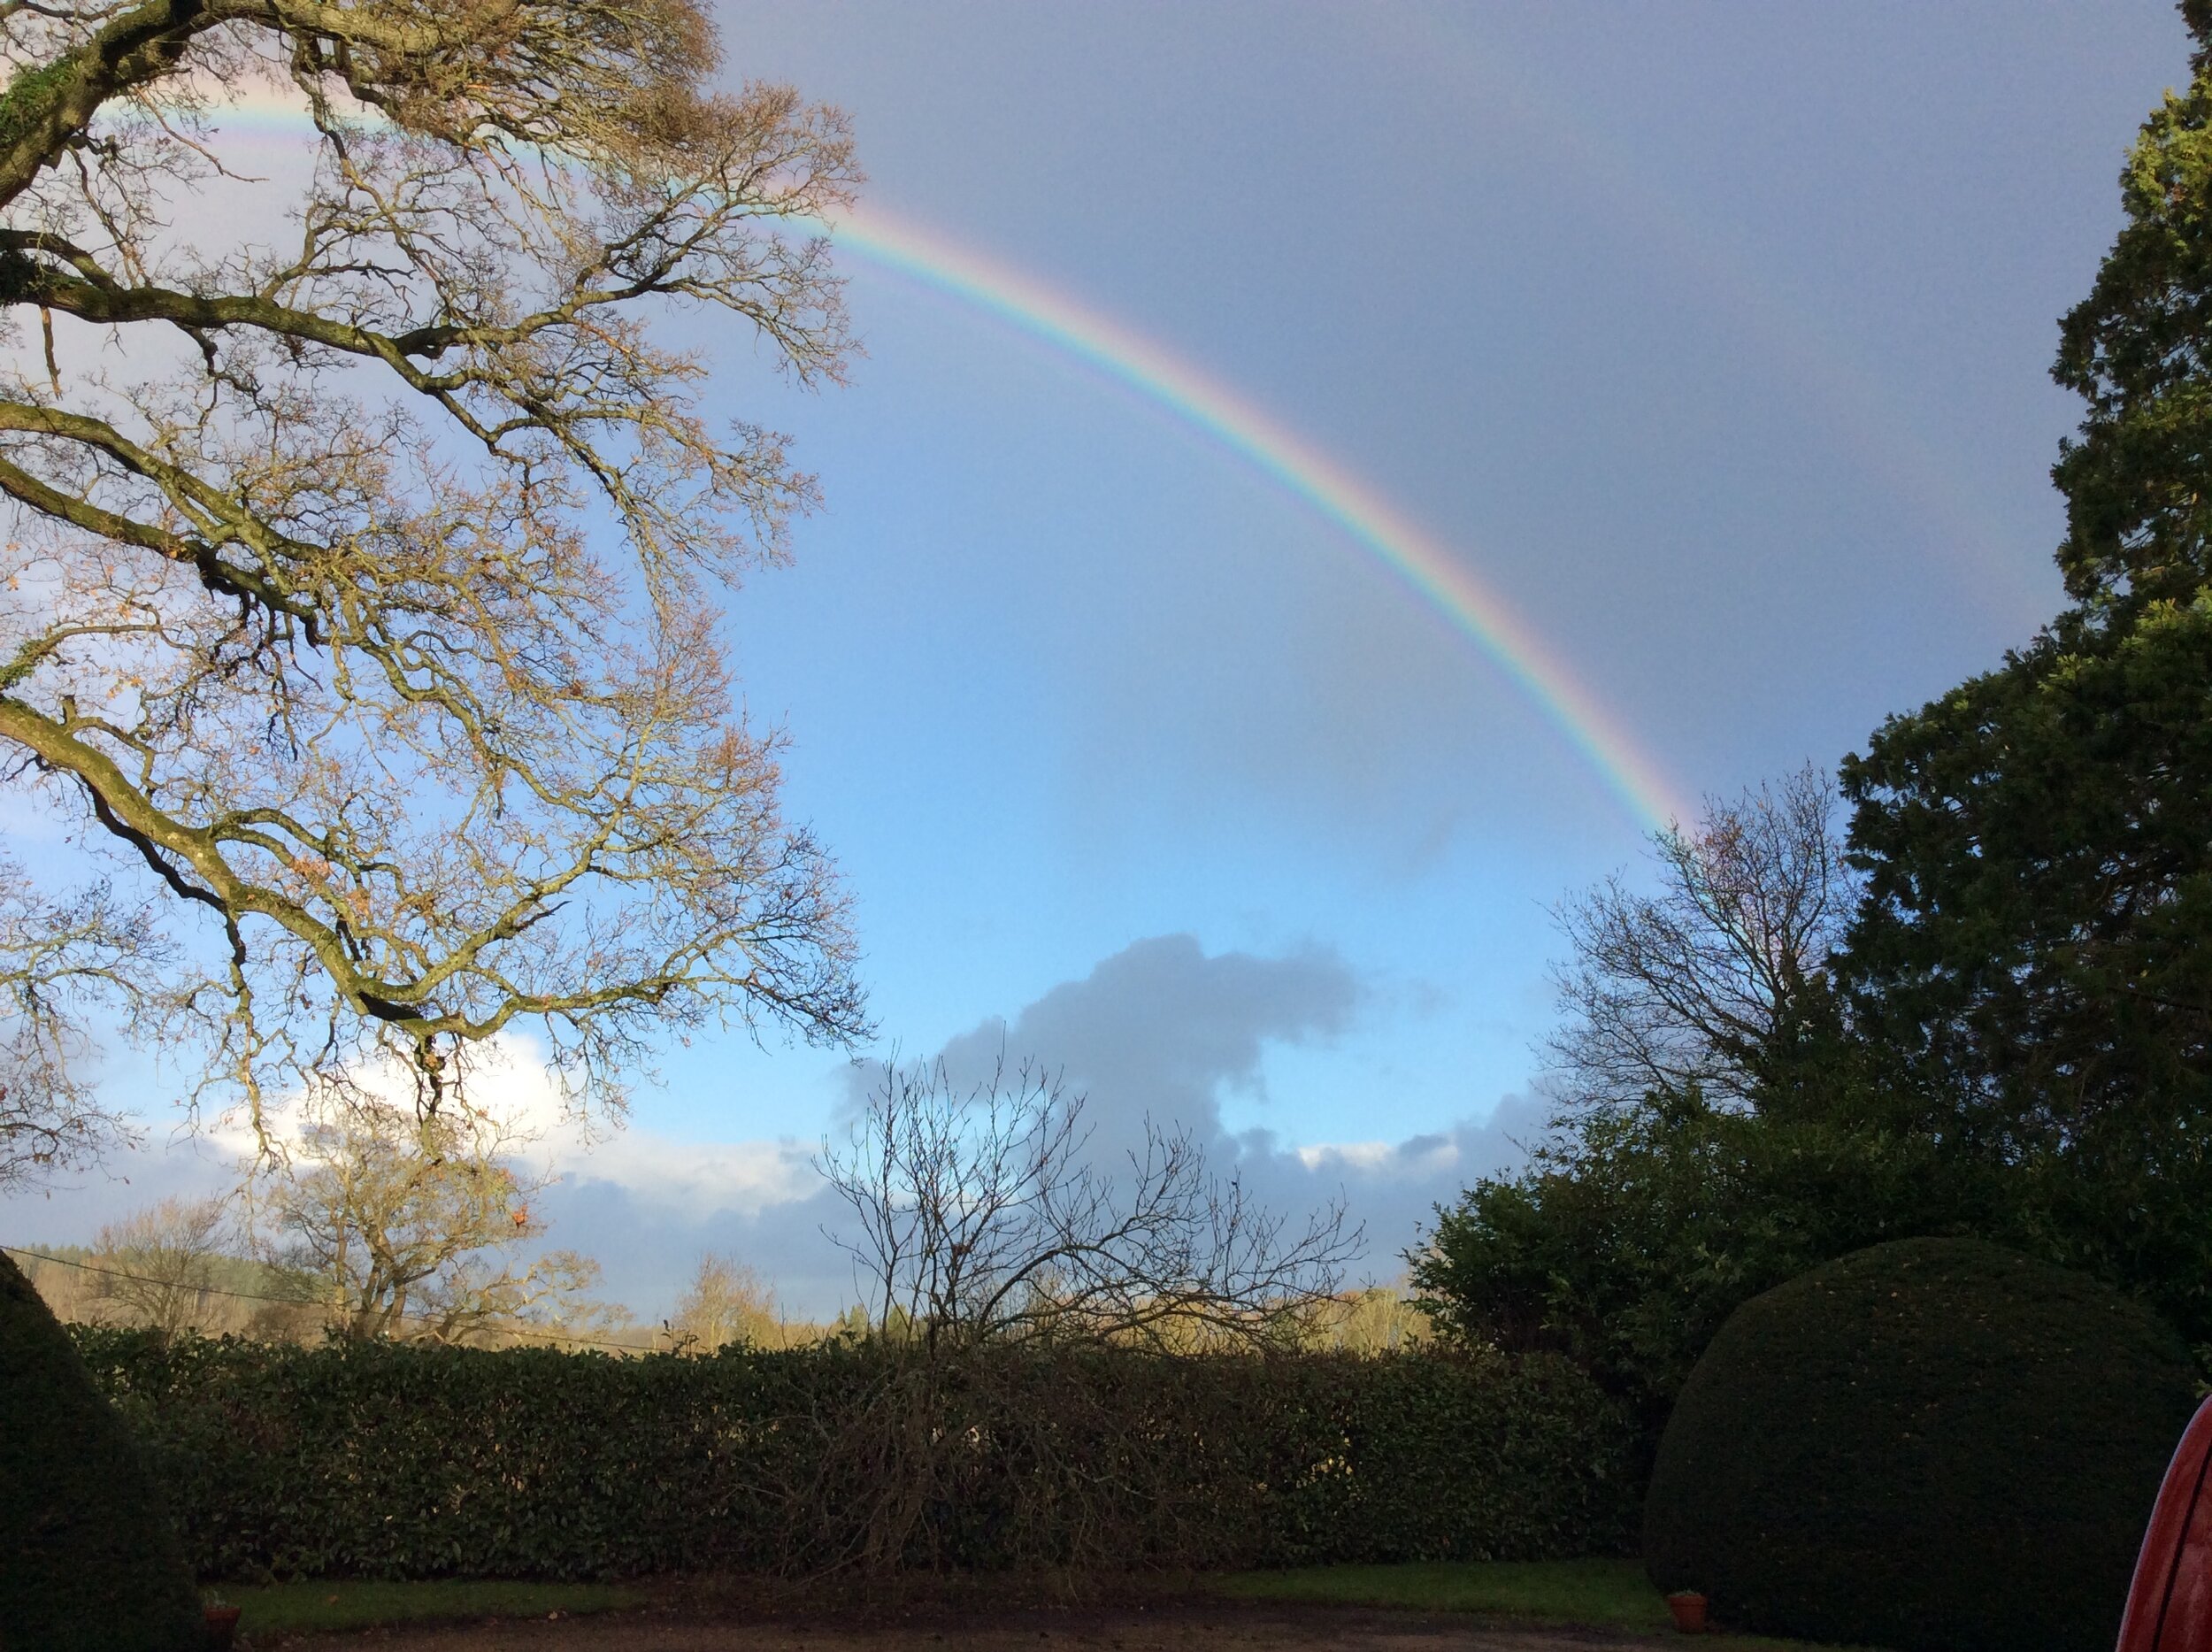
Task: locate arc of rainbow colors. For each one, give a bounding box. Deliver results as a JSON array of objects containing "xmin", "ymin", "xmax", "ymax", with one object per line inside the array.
[
  {"xmin": 827, "ymin": 206, "xmax": 1689, "ymax": 832},
  {"xmin": 149, "ymin": 86, "xmax": 1690, "ymax": 831}
]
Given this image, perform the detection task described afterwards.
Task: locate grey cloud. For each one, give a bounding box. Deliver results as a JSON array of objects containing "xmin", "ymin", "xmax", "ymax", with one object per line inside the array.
[
  {"xmin": 842, "ymin": 933, "xmax": 1533, "ymax": 1281},
  {"xmin": 1250, "ymin": 1095, "xmax": 1548, "ymax": 1276},
  {"xmin": 574, "ymin": 934, "xmax": 1537, "ymax": 1308},
  {"xmin": 918, "ymin": 932, "xmax": 1361, "ymax": 1148},
  {"xmin": 604, "ymin": 931, "xmax": 1389, "ymax": 1316},
  {"xmin": 541, "ymin": 1174, "xmax": 857, "ymax": 1325}
]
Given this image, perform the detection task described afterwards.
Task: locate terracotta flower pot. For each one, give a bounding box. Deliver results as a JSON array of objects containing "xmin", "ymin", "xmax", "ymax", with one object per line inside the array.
[
  {"xmin": 204, "ymin": 1603, "xmax": 242, "ymax": 1651},
  {"xmin": 1665, "ymin": 1591, "xmax": 1709, "ymax": 1634}
]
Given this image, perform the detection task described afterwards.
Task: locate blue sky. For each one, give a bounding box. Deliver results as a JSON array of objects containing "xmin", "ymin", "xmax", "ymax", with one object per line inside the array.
[{"xmin": 7, "ymin": 3, "xmax": 2193, "ymax": 1316}]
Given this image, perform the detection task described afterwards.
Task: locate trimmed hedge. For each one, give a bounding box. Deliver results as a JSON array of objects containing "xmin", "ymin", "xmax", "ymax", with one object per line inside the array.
[
  {"xmin": 77, "ymin": 1331, "xmax": 1635, "ymax": 1580},
  {"xmin": 1, "ymin": 1253, "xmax": 203, "ymax": 1652},
  {"xmin": 1643, "ymin": 1236, "xmax": 2197, "ymax": 1652}
]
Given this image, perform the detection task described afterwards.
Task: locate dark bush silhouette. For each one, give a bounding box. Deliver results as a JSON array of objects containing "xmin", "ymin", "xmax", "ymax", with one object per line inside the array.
[
  {"xmin": 0, "ymin": 1250, "xmax": 201, "ymax": 1651},
  {"xmin": 1645, "ymin": 1236, "xmax": 2196, "ymax": 1652}
]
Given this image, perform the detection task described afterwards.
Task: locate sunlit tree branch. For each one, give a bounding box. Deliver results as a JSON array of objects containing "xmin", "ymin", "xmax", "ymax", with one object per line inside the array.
[{"xmin": 0, "ymin": 0, "xmax": 867, "ymax": 1145}]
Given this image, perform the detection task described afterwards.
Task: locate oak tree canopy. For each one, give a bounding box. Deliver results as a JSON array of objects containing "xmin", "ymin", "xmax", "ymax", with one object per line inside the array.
[{"xmin": 0, "ymin": 0, "xmax": 867, "ymax": 1155}]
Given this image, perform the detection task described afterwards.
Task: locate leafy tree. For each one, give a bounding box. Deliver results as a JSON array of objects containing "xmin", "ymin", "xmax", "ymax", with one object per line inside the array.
[
  {"xmin": 1841, "ymin": 601, "xmax": 2212, "ymax": 1346},
  {"xmin": 2051, "ymin": 0, "xmax": 2212, "ymax": 609},
  {"xmin": 0, "ymin": 0, "xmax": 866, "ymax": 1149},
  {"xmin": 1411, "ymin": 1090, "xmax": 1988, "ymax": 1427}
]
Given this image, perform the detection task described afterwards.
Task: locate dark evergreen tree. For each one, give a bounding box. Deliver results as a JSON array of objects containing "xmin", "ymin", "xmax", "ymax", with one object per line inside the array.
[
  {"xmin": 2053, "ymin": 0, "xmax": 2212, "ymax": 608},
  {"xmin": 0, "ymin": 1250, "xmax": 202, "ymax": 1652}
]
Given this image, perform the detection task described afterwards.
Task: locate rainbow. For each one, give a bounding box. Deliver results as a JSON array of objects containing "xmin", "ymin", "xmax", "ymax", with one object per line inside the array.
[
  {"xmin": 825, "ymin": 205, "xmax": 1688, "ymax": 830},
  {"xmin": 145, "ymin": 86, "xmax": 1692, "ymax": 830}
]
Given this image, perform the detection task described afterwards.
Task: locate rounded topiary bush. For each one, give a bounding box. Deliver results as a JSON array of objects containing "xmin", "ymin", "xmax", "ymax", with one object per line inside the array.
[
  {"xmin": 1644, "ymin": 1236, "xmax": 2196, "ymax": 1652},
  {"xmin": 0, "ymin": 1250, "xmax": 203, "ymax": 1651}
]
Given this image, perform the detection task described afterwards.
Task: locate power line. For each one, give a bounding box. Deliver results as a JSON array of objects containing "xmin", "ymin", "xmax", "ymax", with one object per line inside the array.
[{"xmin": 2, "ymin": 1243, "xmax": 666, "ymax": 1355}]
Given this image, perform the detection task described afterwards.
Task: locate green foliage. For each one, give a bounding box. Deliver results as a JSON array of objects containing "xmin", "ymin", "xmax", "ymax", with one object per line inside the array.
[
  {"xmin": 1644, "ymin": 1238, "xmax": 2197, "ymax": 1652},
  {"xmin": 0, "ymin": 1252, "xmax": 203, "ymax": 1652},
  {"xmin": 0, "ymin": 54, "xmax": 81, "ymax": 157},
  {"xmin": 78, "ymin": 1330, "xmax": 1635, "ymax": 1579},
  {"xmin": 1840, "ymin": 597, "xmax": 2212, "ymax": 1350},
  {"xmin": 1410, "ymin": 1090, "xmax": 1993, "ymax": 1430},
  {"xmin": 2052, "ymin": 2, "xmax": 2212, "ymax": 606}
]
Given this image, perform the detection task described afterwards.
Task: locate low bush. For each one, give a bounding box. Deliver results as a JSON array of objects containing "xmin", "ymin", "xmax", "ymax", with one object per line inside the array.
[
  {"xmin": 1643, "ymin": 1236, "xmax": 2197, "ymax": 1652},
  {"xmin": 78, "ymin": 1332, "xmax": 1635, "ymax": 1580}
]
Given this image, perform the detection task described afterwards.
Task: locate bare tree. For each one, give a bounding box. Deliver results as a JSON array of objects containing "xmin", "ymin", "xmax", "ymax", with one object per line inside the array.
[
  {"xmin": 822, "ymin": 1058, "xmax": 1358, "ymax": 1352},
  {"xmin": 803, "ymin": 1057, "xmax": 1360, "ymax": 1575},
  {"xmin": 89, "ymin": 1193, "xmax": 227, "ymax": 1342},
  {"xmin": 250, "ymin": 1090, "xmax": 604, "ymax": 1344},
  {"xmin": 1547, "ymin": 764, "xmax": 1856, "ymax": 1114},
  {"xmin": 1307, "ymin": 1281, "xmax": 1431, "ymax": 1355},
  {"xmin": 0, "ymin": 1, "xmax": 866, "ymax": 1146},
  {"xmin": 0, "ymin": 855, "xmax": 169, "ymax": 1184}
]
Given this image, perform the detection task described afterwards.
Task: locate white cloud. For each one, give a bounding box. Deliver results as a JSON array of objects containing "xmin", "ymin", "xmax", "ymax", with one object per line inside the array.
[
  {"xmin": 1294, "ymin": 1140, "xmax": 1394, "ymax": 1172},
  {"xmin": 552, "ymin": 1132, "xmax": 818, "ymax": 1224},
  {"xmin": 191, "ymin": 1030, "xmax": 825, "ymax": 1226}
]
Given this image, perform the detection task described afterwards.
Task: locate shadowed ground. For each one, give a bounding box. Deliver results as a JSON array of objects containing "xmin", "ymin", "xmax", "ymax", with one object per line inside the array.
[{"xmin": 234, "ymin": 1598, "xmax": 1839, "ymax": 1651}]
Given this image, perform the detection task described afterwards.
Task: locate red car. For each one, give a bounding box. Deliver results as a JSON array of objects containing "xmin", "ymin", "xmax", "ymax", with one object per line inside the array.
[{"xmin": 2122, "ymin": 1395, "xmax": 2212, "ymax": 1652}]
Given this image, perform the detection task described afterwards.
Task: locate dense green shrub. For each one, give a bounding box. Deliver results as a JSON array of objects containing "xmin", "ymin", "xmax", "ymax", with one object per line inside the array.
[
  {"xmin": 1644, "ymin": 1237, "xmax": 2196, "ymax": 1652},
  {"xmin": 77, "ymin": 1331, "xmax": 1634, "ymax": 1579},
  {"xmin": 1411, "ymin": 1092, "xmax": 1999, "ymax": 1431},
  {"xmin": 0, "ymin": 1252, "xmax": 203, "ymax": 1652}
]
